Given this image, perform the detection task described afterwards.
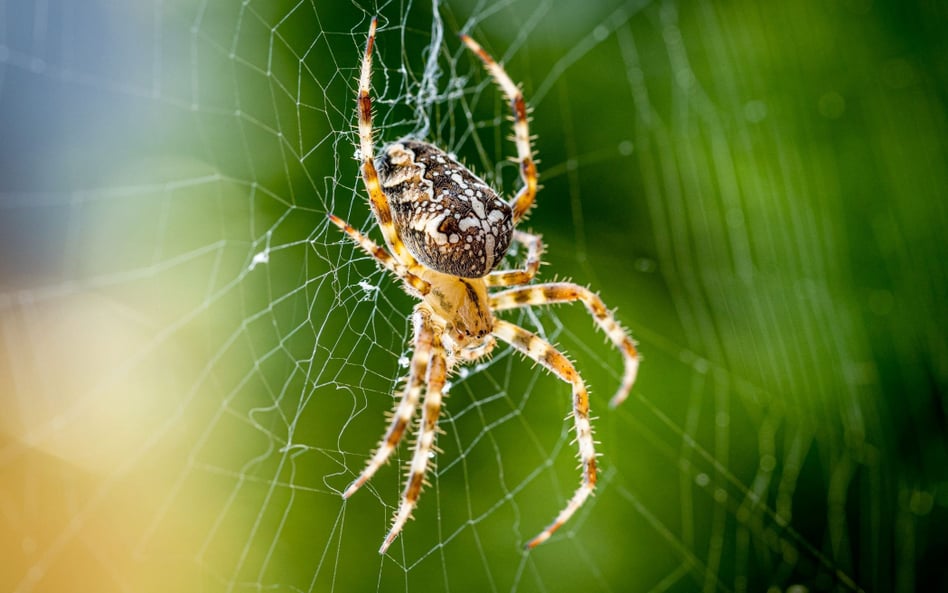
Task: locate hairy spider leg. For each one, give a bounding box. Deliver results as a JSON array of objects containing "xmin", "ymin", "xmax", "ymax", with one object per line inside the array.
[
  {"xmin": 491, "ymin": 319, "xmax": 597, "ymax": 549},
  {"xmin": 460, "ymin": 35, "xmax": 538, "ymax": 224},
  {"xmin": 357, "ymin": 17, "xmax": 419, "ymax": 268},
  {"xmin": 343, "ymin": 307, "xmax": 435, "ymax": 499},
  {"xmin": 453, "ymin": 334, "xmax": 496, "ymax": 362},
  {"xmin": 380, "ymin": 317, "xmax": 448, "ymax": 554},
  {"xmin": 327, "ymin": 214, "xmax": 431, "ymax": 296},
  {"xmin": 491, "ymin": 282, "xmax": 640, "ymax": 408},
  {"xmin": 485, "ymin": 230, "xmax": 544, "ymax": 287}
]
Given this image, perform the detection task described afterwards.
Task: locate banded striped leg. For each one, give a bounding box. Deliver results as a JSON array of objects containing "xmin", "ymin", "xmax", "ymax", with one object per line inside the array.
[
  {"xmin": 486, "ymin": 230, "xmax": 544, "ymax": 287},
  {"xmin": 327, "ymin": 214, "xmax": 431, "ymax": 297},
  {"xmin": 380, "ymin": 324, "xmax": 448, "ymax": 554},
  {"xmin": 357, "ymin": 17, "xmax": 418, "ymax": 267},
  {"xmin": 491, "ymin": 283, "xmax": 640, "ymax": 408},
  {"xmin": 343, "ymin": 307, "xmax": 434, "ymax": 498},
  {"xmin": 460, "ymin": 34, "xmax": 538, "ymax": 223},
  {"xmin": 492, "ymin": 319, "xmax": 597, "ymax": 549},
  {"xmin": 454, "ymin": 335, "xmax": 496, "ymax": 363}
]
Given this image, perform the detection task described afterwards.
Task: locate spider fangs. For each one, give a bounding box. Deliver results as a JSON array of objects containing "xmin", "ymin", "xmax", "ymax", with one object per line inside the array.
[{"xmin": 330, "ymin": 17, "xmax": 641, "ymax": 553}]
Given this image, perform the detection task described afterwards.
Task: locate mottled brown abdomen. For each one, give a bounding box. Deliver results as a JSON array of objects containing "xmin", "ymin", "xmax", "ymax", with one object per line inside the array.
[{"xmin": 376, "ymin": 140, "xmax": 513, "ymax": 278}]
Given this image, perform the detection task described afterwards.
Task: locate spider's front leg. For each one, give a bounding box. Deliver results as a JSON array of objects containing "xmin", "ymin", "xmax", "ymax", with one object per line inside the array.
[
  {"xmin": 492, "ymin": 319, "xmax": 597, "ymax": 548},
  {"xmin": 328, "ymin": 214, "xmax": 431, "ymax": 296},
  {"xmin": 381, "ymin": 316, "xmax": 448, "ymax": 554},
  {"xmin": 491, "ymin": 283, "xmax": 640, "ymax": 407},
  {"xmin": 356, "ymin": 17, "xmax": 421, "ymax": 269},
  {"xmin": 485, "ymin": 230, "xmax": 544, "ymax": 287}
]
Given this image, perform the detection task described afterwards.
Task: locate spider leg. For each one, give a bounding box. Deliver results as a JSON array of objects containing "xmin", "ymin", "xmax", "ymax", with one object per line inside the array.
[
  {"xmin": 460, "ymin": 34, "xmax": 538, "ymax": 223},
  {"xmin": 328, "ymin": 213, "xmax": 431, "ymax": 296},
  {"xmin": 380, "ymin": 319, "xmax": 448, "ymax": 554},
  {"xmin": 453, "ymin": 335, "xmax": 496, "ymax": 363},
  {"xmin": 343, "ymin": 307, "xmax": 434, "ymax": 499},
  {"xmin": 492, "ymin": 319, "xmax": 597, "ymax": 549},
  {"xmin": 357, "ymin": 17, "xmax": 419, "ymax": 268},
  {"xmin": 485, "ymin": 230, "xmax": 544, "ymax": 287},
  {"xmin": 490, "ymin": 283, "xmax": 640, "ymax": 408}
]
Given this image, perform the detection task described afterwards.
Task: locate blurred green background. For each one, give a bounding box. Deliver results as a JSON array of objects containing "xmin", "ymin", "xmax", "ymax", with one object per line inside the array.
[{"xmin": 1, "ymin": 0, "xmax": 946, "ymax": 592}]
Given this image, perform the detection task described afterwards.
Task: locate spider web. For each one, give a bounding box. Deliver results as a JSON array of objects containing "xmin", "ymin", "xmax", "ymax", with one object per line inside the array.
[{"xmin": 1, "ymin": 0, "xmax": 946, "ymax": 592}]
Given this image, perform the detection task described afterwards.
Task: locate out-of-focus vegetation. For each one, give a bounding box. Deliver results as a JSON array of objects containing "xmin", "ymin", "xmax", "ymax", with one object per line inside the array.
[{"xmin": 1, "ymin": 1, "xmax": 945, "ymax": 592}]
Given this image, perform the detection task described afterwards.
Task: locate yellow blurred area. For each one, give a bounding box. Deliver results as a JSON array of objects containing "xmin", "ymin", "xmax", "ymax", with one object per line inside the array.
[
  {"xmin": 1, "ymin": 291, "xmax": 172, "ymax": 474},
  {"xmin": 0, "ymin": 148, "xmax": 269, "ymax": 591},
  {"xmin": 0, "ymin": 292, "xmax": 215, "ymax": 592}
]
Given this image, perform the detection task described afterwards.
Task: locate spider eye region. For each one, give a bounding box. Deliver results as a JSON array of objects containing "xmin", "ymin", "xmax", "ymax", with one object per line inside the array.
[{"xmin": 378, "ymin": 140, "xmax": 513, "ymax": 278}]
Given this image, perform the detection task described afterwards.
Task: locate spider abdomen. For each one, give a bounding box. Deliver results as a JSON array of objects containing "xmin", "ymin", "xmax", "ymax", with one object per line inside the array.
[{"xmin": 377, "ymin": 140, "xmax": 513, "ymax": 278}]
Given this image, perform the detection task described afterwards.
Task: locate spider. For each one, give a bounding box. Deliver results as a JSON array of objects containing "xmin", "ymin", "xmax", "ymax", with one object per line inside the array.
[{"xmin": 330, "ymin": 17, "xmax": 640, "ymax": 553}]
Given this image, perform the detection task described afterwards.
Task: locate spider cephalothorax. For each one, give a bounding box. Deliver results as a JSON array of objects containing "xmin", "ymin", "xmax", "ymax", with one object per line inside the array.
[{"xmin": 329, "ymin": 18, "xmax": 641, "ymax": 553}]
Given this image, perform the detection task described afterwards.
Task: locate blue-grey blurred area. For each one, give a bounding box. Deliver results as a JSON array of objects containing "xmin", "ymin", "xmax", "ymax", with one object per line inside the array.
[{"xmin": 0, "ymin": 1, "xmax": 946, "ymax": 593}]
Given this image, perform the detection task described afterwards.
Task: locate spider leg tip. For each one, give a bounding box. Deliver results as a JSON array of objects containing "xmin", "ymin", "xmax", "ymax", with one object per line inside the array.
[
  {"xmin": 524, "ymin": 532, "xmax": 549, "ymax": 549},
  {"xmin": 379, "ymin": 531, "xmax": 399, "ymax": 554},
  {"xmin": 608, "ymin": 391, "xmax": 629, "ymax": 409},
  {"xmin": 459, "ymin": 33, "xmax": 477, "ymax": 48},
  {"xmin": 342, "ymin": 479, "xmax": 363, "ymax": 499}
]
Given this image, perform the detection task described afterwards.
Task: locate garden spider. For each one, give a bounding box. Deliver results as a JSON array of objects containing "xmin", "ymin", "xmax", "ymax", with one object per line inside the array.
[{"xmin": 330, "ymin": 17, "xmax": 640, "ymax": 553}]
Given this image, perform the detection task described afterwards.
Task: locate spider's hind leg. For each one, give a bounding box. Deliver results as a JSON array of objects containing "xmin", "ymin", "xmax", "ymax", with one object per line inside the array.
[
  {"xmin": 381, "ymin": 319, "xmax": 448, "ymax": 554},
  {"xmin": 343, "ymin": 307, "xmax": 434, "ymax": 499},
  {"xmin": 460, "ymin": 34, "xmax": 538, "ymax": 223}
]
